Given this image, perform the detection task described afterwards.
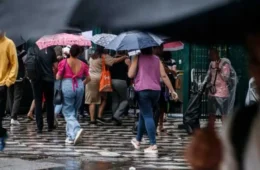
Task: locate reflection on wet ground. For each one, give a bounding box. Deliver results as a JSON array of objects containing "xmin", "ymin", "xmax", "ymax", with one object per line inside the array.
[{"xmin": 0, "ymin": 115, "xmax": 222, "ymax": 169}]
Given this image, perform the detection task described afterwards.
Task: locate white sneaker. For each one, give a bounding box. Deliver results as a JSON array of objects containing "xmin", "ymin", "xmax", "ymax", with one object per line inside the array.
[
  {"xmin": 131, "ymin": 138, "xmax": 140, "ymax": 150},
  {"xmin": 74, "ymin": 129, "xmax": 83, "ymax": 145},
  {"xmin": 144, "ymin": 145, "xmax": 158, "ymax": 154},
  {"xmin": 11, "ymin": 119, "xmax": 20, "ymax": 126},
  {"xmin": 65, "ymin": 138, "xmax": 74, "ymax": 145}
]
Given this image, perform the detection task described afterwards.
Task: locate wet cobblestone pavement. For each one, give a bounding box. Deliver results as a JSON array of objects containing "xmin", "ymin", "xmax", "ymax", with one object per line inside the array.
[{"xmin": 0, "ymin": 115, "xmax": 220, "ymax": 170}]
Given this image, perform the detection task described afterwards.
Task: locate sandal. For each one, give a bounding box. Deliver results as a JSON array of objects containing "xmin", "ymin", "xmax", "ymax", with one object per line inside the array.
[{"xmin": 27, "ymin": 111, "xmax": 34, "ymax": 121}]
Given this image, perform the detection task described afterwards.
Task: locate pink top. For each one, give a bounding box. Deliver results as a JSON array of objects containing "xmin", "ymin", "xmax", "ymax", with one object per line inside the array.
[
  {"xmin": 134, "ymin": 54, "xmax": 161, "ymax": 91},
  {"xmin": 57, "ymin": 59, "xmax": 89, "ymax": 91},
  {"xmin": 209, "ymin": 61, "xmax": 230, "ymax": 98}
]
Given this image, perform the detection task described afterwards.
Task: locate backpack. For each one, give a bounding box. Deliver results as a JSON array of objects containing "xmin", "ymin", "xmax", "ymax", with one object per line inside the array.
[{"xmin": 24, "ymin": 46, "xmax": 41, "ymax": 81}]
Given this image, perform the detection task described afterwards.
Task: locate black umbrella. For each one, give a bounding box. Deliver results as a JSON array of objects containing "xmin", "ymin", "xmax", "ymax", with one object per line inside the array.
[
  {"xmin": 7, "ymin": 35, "xmax": 26, "ymax": 47},
  {"xmin": 68, "ymin": 0, "xmax": 260, "ymax": 43},
  {"xmin": 0, "ymin": 0, "xmax": 80, "ymax": 39},
  {"xmin": 58, "ymin": 27, "xmax": 82, "ymax": 34}
]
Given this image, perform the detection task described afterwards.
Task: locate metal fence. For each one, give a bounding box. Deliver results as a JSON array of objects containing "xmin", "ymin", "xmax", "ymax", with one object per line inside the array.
[{"xmin": 171, "ymin": 44, "xmax": 249, "ymax": 117}]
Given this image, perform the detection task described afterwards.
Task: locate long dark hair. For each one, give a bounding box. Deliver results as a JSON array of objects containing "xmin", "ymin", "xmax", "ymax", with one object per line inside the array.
[{"xmin": 91, "ymin": 45, "xmax": 104, "ymax": 59}]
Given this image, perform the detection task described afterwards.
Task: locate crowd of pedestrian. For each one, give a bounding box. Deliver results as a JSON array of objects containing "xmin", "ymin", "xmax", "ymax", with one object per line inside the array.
[
  {"xmin": 0, "ymin": 29, "xmax": 240, "ymax": 155},
  {"xmin": 0, "ymin": 30, "xmax": 181, "ymax": 153}
]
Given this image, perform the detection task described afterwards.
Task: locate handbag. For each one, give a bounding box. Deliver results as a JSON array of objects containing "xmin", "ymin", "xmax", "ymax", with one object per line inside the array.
[
  {"xmin": 127, "ymin": 84, "xmax": 136, "ymax": 106},
  {"xmin": 127, "ymin": 56, "xmax": 140, "ymax": 105},
  {"xmin": 54, "ymin": 60, "xmax": 67, "ymax": 105},
  {"xmin": 99, "ymin": 56, "xmax": 113, "ymax": 92}
]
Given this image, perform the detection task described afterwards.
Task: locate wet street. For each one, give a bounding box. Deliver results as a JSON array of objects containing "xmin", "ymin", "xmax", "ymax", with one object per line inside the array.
[{"xmin": 0, "ymin": 114, "xmax": 200, "ymax": 170}]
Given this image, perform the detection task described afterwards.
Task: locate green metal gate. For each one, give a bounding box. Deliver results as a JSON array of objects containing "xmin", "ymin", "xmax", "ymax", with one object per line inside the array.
[{"xmin": 178, "ymin": 43, "xmax": 249, "ymax": 116}]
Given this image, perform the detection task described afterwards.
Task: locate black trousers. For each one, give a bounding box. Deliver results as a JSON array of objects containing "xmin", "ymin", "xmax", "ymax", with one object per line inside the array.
[
  {"xmin": 32, "ymin": 80, "xmax": 54, "ymax": 131},
  {"xmin": 7, "ymin": 82, "xmax": 24, "ymax": 120},
  {"xmin": 0, "ymin": 86, "xmax": 7, "ymax": 137},
  {"xmin": 79, "ymin": 86, "xmax": 85, "ymax": 115}
]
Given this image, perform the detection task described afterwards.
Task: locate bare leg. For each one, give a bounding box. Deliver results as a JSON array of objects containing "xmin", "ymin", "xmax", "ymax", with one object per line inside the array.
[
  {"xmin": 98, "ymin": 98, "xmax": 107, "ymax": 118},
  {"xmin": 159, "ymin": 110, "xmax": 165, "ymax": 132},
  {"xmin": 27, "ymin": 100, "xmax": 35, "ymax": 120},
  {"xmin": 89, "ymin": 104, "xmax": 96, "ymax": 122}
]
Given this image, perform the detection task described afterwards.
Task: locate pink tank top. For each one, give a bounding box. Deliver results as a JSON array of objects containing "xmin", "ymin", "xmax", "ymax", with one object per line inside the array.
[{"xmin": 134, "ymin": 55, "xmax": 161, "ymax": 91}]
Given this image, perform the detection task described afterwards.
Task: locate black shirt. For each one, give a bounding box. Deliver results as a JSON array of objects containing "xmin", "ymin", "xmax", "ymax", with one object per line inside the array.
[
  {"xmin": 37, "ymin": 47, "xmax": 57, "ymax": 82},
  {"xmin": 17, "ymin": 50, "xmax": 26, "ymax": 80},
  {"xmin": 110, "ymin": 60, "xmax": 128, "ymax": 81}
]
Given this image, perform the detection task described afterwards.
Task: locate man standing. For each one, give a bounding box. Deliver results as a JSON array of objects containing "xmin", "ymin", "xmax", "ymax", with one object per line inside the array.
[
  {"xmin": 29, "ymin": 45, "xmax": 58, "ymax": 133},
  {"xmin": 205, "ymin": 48, "xmax": 237, "ymax": 121},
  {"xmin": 0, "ymin": 30, "xmax": 18, "ymax": 148}
]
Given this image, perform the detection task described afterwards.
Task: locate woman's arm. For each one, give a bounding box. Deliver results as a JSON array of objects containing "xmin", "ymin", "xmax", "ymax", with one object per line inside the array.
[
  {"xmin": 164, "ymin": 65, "xmax": 177, "ymax": 76},
  {"xmin": 56, "ymin": 74, "xmax": 62, "ymax": 80},
  {"xmin": 113, "ymin": 56, "xmax": 128, "ymax": 64},
  {"xmin": 56, "ymin": 59, "xmax": 65, "ymax": 80},
  {"xmin": 105, "ymin": 55, "xmax": 127, "ymax": 66},
  {"xmin": 125, "ymin": 58, "xmax": 131, "ymax": 69},
  {"xmin": 128, "ymin": 55, "xmax": 138, "ymax": 78},
  {"xmin": 83, "ymin": 76, "xmax": 91, "ymax": 85},
  {"xmin": 160, "ymin": 61, "xmax": 178, "ymax": 99},
  {"xmin": 83, "ymin": 63, "xmax": 91, "ymax": 84}
]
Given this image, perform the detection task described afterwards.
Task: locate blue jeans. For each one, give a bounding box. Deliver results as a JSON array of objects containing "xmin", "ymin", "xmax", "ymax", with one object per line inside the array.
[
  {"xmin": 54, "ymin": 80, "xmax": 62, "ymax": 115},
  {"xmin": 136, "ymin": 90, "xmax": 160, "ymax": 145},
  {"xmin": 62, "ymin": 79, "xmax": 84, "ymax": 140}
]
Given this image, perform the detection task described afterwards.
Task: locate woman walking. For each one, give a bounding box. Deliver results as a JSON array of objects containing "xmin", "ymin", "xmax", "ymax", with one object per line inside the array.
[
  {"xmin": 85, "ymin": 46, "xmax": 127, "ymax": 125},
  {"xmin": 56, "ymin": 45, "xmax": 90, "ymax": 145},
  {"xmin": 128, "ymin": 47, "xmax": 178, "ymax": 153}
]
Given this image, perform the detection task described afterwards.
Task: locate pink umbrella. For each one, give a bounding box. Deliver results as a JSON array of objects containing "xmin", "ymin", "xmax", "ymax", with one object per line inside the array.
[
  {"xmin": 163, "ymin": 41, "xmax": 184, "ymax": 51},
  {"xmin": 36, "ymin": 33, "xmax": 91, "ymax": 50}
]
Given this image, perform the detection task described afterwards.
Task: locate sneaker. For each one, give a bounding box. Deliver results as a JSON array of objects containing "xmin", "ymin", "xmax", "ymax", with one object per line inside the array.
[
  {"xmin": 131, "ymin": 138, "xmax": 140, "ymax": 150},
  {"xmin": 144, "ymin": 145, "xmax": 158, "ymax": 154},
  {"xmin": 11, "ymin": 119, "xmax": 20, "ymax": 126},
  {"xmin": 112, "ymin": 117, "xmax": 122, "ymax": 126},
  {"xmin": 65, "ymin": 138, "xmax": 74, "ymax": 145},
  {"xmin": 74, "ymin": 129, "xmax": 83, "ymax": 145}
]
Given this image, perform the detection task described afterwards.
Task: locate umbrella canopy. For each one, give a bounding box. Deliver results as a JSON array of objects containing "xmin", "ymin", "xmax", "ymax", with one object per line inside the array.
[
  {"xmin": 58, "ymin": 27, "xmax": 82, "ymax": 34},
  {"xmin": 7, "ymin": 35, "xmax": 26, "ymax": 47},
  {"xmin": 36, "ymin": 33, "xmax": 91, "ymax": 50},
  {"xmin": 0, "ymin": 0, "xmax": 80, "ymax": 39},
  {"xmin": 82, "ymin": 31, "xmax": 93, "ymax": 40},
  {"xmin": 91, "ymin": 33, "xmax": 117, "ymax": 47},
  {"xmin": 163, "ymin": 41, "xmax": 184, "ymax": 51},
  {"xmin": 106, "ymin": 31, "xmax": 163, "ymax": 51},
  {"xmin": 68, "ymin": 0, "xmax": 260, "ymax": 43}
]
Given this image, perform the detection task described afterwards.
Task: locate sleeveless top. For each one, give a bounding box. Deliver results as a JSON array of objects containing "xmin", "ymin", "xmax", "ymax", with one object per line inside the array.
[
  {"xmin": 110, "ymin": 60, "xmax": 128, "ymax": 81},
  {"xmin": 134, "ymin": 54, "xmax": 161, "ymax": 91}
]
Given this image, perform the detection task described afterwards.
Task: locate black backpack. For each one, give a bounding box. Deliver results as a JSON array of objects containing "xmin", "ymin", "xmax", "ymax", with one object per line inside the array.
[{"xmin": 24, "ymin": 46, "xmax": 41, "ymax": 81}]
